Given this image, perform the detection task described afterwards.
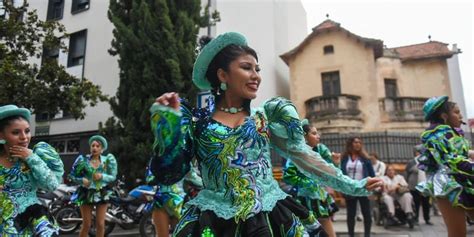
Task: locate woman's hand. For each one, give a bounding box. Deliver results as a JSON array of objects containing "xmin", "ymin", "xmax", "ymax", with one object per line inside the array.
[
  {"xmin": 93, "ymin": 172, "xmax": 103, "ymax": 181},
  {"xmin": 365, "ymin": 177, "xmax": 383, "ymax": 191},
  {"xmin": 83, "ymin": 178, "xmax": 91, "ymax": 187},
  {"xmin": 155, "ymin": 92, "xmax": 180, "ymax": 112},
  {"xmin": 9, "ymin": 146, "xmax": 32, "ymax": 161},
  {"xmin": 331, "ymin": 152, "xmax": 341, "ymax": 165}
]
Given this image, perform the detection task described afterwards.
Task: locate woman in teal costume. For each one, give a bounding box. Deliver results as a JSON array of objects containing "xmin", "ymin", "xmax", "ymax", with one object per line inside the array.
[
  {"xmin": 69, "ymin": 135, "xmax": 117, "ymax": 237},
  {"xmin": 0, "ymin": 105, "xmax": 63, "ymax": 236},
  {"xmin": 150, "ymin": 32, "xmax": 383, "ymax": 237},
  {"xmin": 416, "ymin": 96, "xmax": 474, "ymax": 237},
  {"xmin": 145, "ymin": 161, "xmax": 185, "ymax": 237},
  {"xmin": 283, "ymin": 120, "xmax": 340, "ymax": 237}
]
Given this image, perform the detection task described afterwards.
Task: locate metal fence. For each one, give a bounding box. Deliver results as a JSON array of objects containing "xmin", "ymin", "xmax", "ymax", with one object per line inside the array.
[
  {"xmin": 321, "ymin": 132, "xmax": 421, "ymax": 164},
  {"xmin": 270, "ymin": 131, "xmax": 425, "ymax": 168}
]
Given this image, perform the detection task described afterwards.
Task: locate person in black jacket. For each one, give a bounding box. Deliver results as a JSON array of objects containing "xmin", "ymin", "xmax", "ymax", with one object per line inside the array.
[{"xmin": 341, "ymin": 136, "xmax": 375, "ymax": 237}]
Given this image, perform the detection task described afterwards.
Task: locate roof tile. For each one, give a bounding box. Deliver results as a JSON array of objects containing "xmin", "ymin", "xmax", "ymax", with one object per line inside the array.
[{"xmin": 390, "ymin": 41, "xmax": 454, "ymax": 61}]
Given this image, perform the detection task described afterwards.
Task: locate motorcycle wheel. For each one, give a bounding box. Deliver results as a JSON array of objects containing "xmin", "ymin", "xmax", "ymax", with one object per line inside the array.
[
  {"xmin": 49, "ymin": 199, "xmax": 63, "ymax": 215},
  {"xmin": 139, "ymin": 211, "xmax": 156, "ymax": 237},
  {"xmin": 88, "ymin": 216, "xmax": 116, "ymax": 237},
  {"xmin": 54, "ymin": 206, "xmax": 81, "ymax": 234}
]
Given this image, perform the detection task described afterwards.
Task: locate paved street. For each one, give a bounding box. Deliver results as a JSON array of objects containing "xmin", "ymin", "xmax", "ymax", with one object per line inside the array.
[
  {"xmin": 61, "ymin": 207, "xmax": 474, "ymax": 236},
  {"xmin": 333, "ymin": 207, "xmax": 474, "ymax": 237}
]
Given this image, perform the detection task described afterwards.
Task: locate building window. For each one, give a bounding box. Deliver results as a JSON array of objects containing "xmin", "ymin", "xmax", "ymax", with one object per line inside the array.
[
  {"xmin": 50, "ymin": 140, "xmax": 66, "ymax": 153},
  {"xmin": 323, "ymin": 45, "xmax": 334, "ymax": 54},
  {"xmin": 321, "ymin": 71, "xmax": 341, "ymax": 96},
  {"xmin": 42, "ymin": 40, "xmax": 60, "ymax": 65},
  {"xmin": 51, "ymin": 139, "xmax": 80, "ymax": 154},
  {"xmin": 35, "ymin": 112, "xmax": 53, "ymax": 122},
  {"xmin": 67, "ymin": 30, "xmax": 87, "ymax": 67},
  {"xmin": 384, "ymin": 78, "xmax": 398, "ymax": 98},
  {"xmin": 43, "ymin": 46, "xmax": 59, "ymax": 61},
  {"xmin": 66, "ymin": 140, "xmax": 80, "ymax": 153},
  {"xmin": 71, "ymin": 0, "xmax": 90, "ymax": 14},
  {"xmin": 46, "ymin": 0, "xmax": 64, "ymax": 20}
]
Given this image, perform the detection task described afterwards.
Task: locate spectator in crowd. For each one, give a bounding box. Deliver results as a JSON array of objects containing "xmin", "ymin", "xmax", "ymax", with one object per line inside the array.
[
  {"xmin": 341, "ymin": 136, "xmax": 376, "ymax": 237},
  {"xmin": 369, "ymin": 152, "xmax": 386, "ymax": 178},
  {"xmin": 406, "ymin": 145, "xmax": 432, "ymax": 225},
  {"xmin": 382, "ymin": 165, "xmax": 415, "ymax": 227}
]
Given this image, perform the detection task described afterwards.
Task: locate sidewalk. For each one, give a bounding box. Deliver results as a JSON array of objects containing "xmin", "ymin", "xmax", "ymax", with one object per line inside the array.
[{"xmin": 332, "ymin": 207, "xmax": 474, "ymax": 237}]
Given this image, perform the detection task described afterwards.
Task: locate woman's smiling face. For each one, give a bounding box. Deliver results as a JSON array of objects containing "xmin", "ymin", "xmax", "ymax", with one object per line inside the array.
[{"xmin": 219, "ymin": 53, "xmax": 261, "ymax": 100}]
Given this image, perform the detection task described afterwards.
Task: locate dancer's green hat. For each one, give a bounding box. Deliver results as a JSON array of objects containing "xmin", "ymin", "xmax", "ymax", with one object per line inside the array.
[{"xmin": 192, "ymin": 32, "xmax": 248, "ymax": 90}]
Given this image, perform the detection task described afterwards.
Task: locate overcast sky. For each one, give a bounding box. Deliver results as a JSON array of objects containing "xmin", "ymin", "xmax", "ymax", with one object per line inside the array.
[{"xmin": 301, "ymin": 0, "xmax": 473, "ymax": 118}]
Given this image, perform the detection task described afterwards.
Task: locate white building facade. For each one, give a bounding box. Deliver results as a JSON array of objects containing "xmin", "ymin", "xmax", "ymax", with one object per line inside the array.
[{"xmin": 27, "ymin": 0, "xmax": 307, "ymax": 160}]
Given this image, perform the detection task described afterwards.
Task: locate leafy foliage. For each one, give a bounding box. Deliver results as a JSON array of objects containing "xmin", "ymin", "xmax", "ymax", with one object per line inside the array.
[
  {"xmin": 0, "ymin": 1, "xmax": 107, "ymax": 119},
  {"xmin": 103, "ymin": 0, "xmax": 216, "ymax": 184}
]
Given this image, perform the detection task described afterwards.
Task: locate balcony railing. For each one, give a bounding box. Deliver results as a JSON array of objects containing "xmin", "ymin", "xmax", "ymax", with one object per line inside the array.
[
  {"xmin": 305, "ymin": 94, "xmax": 361, "ymax": 119},
  {"xmin": 379, "ymin": 97, "xmax": 427, "ymax": 122}
]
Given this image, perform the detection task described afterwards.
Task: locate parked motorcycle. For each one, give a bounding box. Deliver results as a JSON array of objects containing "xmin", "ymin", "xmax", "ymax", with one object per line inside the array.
[
  {"xmin": 37, "ymin": 184, "xmax": 77, "ymax": 212},
  {"xmin": 107, "ymin": 183, "xmax": 156, "ymax": 236},
  {"xmin": 53, "ymin": 179, "xmax": 155, "ymax": 236}
]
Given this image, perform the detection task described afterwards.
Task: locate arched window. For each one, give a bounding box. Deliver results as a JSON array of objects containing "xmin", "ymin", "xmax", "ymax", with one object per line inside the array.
[{"xmin": 323, "ymin": 45, "xmax": 334, "ymax": 54}]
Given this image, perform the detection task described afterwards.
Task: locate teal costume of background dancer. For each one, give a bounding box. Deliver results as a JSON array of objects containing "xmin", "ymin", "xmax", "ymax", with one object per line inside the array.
[
  {"xmin": 145, "ymin": 163, "xmax": 184, "ymax": 219},
  {"xmin": 0, "ymin": 105, "xmax": 63, "ymax": 236},
  {"xmin": 69, "ymin": 135, "xmax": 118, "ymax": 205},
  {"xmin": 284, "ymin": 121, "xmax": 340, "ymax": 220}
]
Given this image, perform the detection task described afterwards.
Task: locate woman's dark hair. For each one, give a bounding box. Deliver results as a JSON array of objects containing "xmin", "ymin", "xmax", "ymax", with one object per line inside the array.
[
  {"xmin": 428, "ymin": 101, "xmax": 457, "ymax": 124},
  {"xmin": 302, "ymin": 124, "xmax": 314, "ymax": 135},
  {"xmin": 342, "ymin": 136, "xmax": 369, "ymax": 159},
  {"xmin": 199, "ymin": 36, "xmax": 258, "ymax": 112},
  {"xmin": 0, "ymin": 115, "xmax": 29, "ymax": 153}
]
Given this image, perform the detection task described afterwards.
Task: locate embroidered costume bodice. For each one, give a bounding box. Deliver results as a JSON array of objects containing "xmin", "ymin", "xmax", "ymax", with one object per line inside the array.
[
  {"xmin": 0, "ymin": 142, "xmax": 63, "ymax": 226},
  {"xmin": 150, "ymin": 97, "xmax": 370, "ymax": 221},
  {"xmin": 69, "ymin": 154, "xmax": 117, "ymax": 190}
]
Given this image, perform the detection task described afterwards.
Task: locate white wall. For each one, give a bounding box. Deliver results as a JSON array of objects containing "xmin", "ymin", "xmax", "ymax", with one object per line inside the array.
[
  {"xmin": 447, "ymin": 44, "xmax": 471, "ymax": 139},
  {"xmin": 28, "ymin": 0, "xmax": 306, "ymax": 136},
  {"xmin": 29, "ymin": 0, "xmax": 119, "ymax": 135}
]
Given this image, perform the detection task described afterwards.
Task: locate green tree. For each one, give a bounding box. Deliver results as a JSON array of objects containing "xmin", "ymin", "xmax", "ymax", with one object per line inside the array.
[
  {"xmin": 0, "ymin": 1, "xmax": 107, "ymax": 119},
  {"xmin": 104, "ymin": 0, "xmax": 216, "ymax": 183}
]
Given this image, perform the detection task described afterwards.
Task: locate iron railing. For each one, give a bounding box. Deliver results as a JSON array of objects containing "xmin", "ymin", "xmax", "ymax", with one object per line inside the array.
[
  {"xmin": 305, "ymin": 94, "xmax": 361, "ymax": 119},
  {"xmin": 379, "ymin": 97, "xmax": 426, "ymax": 122}
]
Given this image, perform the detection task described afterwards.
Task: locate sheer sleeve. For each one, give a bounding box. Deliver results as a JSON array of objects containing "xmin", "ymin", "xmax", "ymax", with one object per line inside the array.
[
  {"xmin": 283, "ymin": 160, "xmax": 317, "ymax": 190},
  {"xmin": 149, "ymin": 102, "xmax": 194, "ymax": 185},
  {"xmin": 264, "ymin": 97, "xmax": 369, "ymax": 196},
  {"xmin": 27, "ymin": 142, "xmax": 64, "ymax": 191}
]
